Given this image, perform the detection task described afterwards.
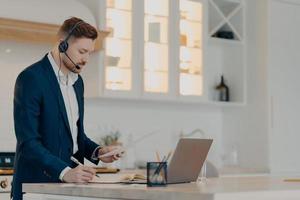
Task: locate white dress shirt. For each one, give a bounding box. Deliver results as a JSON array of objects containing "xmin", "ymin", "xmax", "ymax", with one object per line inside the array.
[
  {"xmin": 48, "ymin": 53, "xmax": 79, "ymax": 180},
  {"xmin": 48, "ymin": 53, "xmax": 79, "ymax": 153}
]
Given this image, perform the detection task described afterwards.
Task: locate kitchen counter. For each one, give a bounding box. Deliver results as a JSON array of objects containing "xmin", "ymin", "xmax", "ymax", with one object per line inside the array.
[
  {"xmin": 23, "ymin": 175, "xmax": 300, "ymax": 200},
  {"xmin": 219, "ymin": 166, "xmax": 269, "ymax": 176}
]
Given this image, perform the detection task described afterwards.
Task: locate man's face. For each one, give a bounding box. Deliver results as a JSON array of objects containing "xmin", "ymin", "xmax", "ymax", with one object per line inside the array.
[{"xmin": 62, "ymin": 37, "xmax": 95, "ymax": 74}]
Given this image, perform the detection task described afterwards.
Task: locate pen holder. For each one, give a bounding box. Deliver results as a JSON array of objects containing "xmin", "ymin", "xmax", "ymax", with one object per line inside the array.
[{"xmin": 147, "ymin": 162, "xmax": 167, "ymax": 187}]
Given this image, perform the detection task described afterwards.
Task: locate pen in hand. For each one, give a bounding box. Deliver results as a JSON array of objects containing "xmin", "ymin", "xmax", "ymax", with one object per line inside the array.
[{"xmin": 70, "ymin": 156, "xmax": 100, "ymax": 178}]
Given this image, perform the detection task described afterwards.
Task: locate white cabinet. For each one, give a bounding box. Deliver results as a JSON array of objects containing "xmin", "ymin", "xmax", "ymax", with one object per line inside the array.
[
  {"xmin": 143, "ymin": 0, "xmax": 169, "ymax": 94},
  {"xmin": 105, "ymin": 0, "xmax": 133, "ymax": 92},
  {"xmin": 267, "ymin": 0, "xmax": 300, "ymax": 173},
  {"xmin": 178, "ymin": 0, "xmax": 204, "ymax": 97},
  {"xmin": 83, "ymin": 0, "xmax": 246, "ymax": 106}
]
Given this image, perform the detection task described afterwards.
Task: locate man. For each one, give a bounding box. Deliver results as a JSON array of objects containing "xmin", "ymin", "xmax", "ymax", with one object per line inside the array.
[{"xmin": 12, "ymin": 17, "xmax": 121, "ymax": 200}]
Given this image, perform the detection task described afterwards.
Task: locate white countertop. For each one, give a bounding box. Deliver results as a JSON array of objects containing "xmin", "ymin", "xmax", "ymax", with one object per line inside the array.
[{"xmin": 23, "ymin": 175, "xmax": 300, "ymax": 200}]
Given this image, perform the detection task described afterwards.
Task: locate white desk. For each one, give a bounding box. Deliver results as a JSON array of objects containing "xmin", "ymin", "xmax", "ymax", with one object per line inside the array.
[{"xmin": 23, "ymin": 175, "xmax": 300, "ymax": 200}]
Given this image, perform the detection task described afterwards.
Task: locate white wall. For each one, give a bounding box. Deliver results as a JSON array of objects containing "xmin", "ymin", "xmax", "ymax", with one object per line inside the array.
[
  {"xmin": 221, "ymin": 0, "xmax": 269, "ymax": 172},
  {"xmin": 84, "ymin": 99, "xmax": 222, "ymax": 168},
  {"xmin": 0, "ymin": 0, "xmax": 96, "ymax": 25},
  {"xmin": 0, "ymin": 41, "xmax": 51, "ymax": 151}
]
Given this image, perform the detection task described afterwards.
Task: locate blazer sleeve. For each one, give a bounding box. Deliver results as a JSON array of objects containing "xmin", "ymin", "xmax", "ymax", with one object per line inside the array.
[
  {"xmin": 78, "ymin": 75, "xmax": 101, "ymax": 164},
  {"xmin": 83, "ymin": 133, "xmax": 100, "ymax": 164},
  {"xmin": 14, "ymin": 70, "xmax": 69, "ymax": 179}
]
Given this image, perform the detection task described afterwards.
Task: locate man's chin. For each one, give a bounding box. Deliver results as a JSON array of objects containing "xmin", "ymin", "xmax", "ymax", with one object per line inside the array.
[
  {"xmin": 67, "ymin": 66, "xmax": 81, "ymax": 74},
  {"xmin": 73, "ymin": 69, "xmax": 82, "ymax": 74}
]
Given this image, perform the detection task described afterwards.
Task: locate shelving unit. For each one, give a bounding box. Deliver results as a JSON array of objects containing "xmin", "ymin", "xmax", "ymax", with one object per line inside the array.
[
  {"xmin": 207, "ymin": 0, "xmax": 246, "ymax": 104},
  {"xmin": 208, "ymin": 0, "xmax": 243, "ymax": 42}
]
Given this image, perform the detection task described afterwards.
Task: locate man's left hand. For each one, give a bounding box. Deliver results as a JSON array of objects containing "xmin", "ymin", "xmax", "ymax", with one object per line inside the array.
[{"xmin": 98, "ymin": 146, "xmax": 123, "ymax": 163}]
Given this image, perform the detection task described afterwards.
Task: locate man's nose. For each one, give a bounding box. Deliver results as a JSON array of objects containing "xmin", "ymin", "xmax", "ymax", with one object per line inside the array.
[{"xmin": 81, "ymin": 56, "xmax": 88, "ymax": 65}]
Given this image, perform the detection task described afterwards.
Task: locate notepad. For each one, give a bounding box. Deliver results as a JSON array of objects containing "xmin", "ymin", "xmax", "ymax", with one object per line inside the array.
[
  {"xmin": 120, "ymin": 173, "xmax": 147, "ymax": 183},
  {"xmin": 90, "ymin": 173, "xmax": 146, "ymax": 184}
]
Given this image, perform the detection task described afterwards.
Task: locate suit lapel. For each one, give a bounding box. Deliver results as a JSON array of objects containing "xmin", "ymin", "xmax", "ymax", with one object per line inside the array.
[
  {"xmin": 73, "ymin": 80, "xmax": 83, "ymax": 124},
  {"xmin": 73, "ymin": 77, "xmax": 83, "ymax": 152},
  {"xmin": 41, "ymin": 55, "xmax": 72, "ymax": 137}
]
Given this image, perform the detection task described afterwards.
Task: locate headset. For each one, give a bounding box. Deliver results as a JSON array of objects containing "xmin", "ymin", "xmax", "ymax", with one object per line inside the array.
[{"xmin": 58, "ymin": 21, "xmax": 84, "ymax": 70}]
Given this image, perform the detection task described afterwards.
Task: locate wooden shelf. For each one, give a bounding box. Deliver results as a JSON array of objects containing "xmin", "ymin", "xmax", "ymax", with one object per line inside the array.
[
  {"xmin": 85, "ymin": 95, "xmax": 245, "ymax": 108},
  {"xmin": 0, "ymin": 17, "xmax": 109, "ymax": 51}
]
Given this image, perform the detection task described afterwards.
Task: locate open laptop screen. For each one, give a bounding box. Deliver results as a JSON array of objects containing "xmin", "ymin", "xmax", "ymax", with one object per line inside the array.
[{"xmin": 167, "ymin": 138, "xmax": 213, "ymax": 184}]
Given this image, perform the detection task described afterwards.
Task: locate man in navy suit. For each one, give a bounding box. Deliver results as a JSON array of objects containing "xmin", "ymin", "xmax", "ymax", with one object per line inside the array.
[{"xmin": 12, "ymin": 17, "xmax": 121, "ymax": 200}]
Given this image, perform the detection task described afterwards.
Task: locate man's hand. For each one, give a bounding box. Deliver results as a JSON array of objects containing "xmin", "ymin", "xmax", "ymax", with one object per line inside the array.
[
  {"xmin": 98, "ymin": 146, "xmax": 124, "ymax": 163},
  {"xmin": 62, "ymin": 165, "xmax": 96, "ymax": 183}
]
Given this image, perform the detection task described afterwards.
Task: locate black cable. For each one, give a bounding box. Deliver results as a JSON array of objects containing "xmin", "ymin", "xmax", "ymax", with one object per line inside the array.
[{"xmin": 58, "ymin": 52, "xmax": 62, "ymax": 84}]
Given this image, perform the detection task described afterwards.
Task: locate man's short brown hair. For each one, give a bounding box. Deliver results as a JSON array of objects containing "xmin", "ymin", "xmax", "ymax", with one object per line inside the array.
[{"xmin": 58, "ymin": 17, "xmax": 98, "ymax": 40}]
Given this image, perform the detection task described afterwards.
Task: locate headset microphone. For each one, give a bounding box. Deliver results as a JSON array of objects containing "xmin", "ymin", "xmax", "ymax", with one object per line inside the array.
[
  {"xmin": 58, "ymin": 21, "xmax": 84, "ymax": 70},
  {"xmin": 64, "ymin": 52, "xmax": 81, "ymax": 70}
]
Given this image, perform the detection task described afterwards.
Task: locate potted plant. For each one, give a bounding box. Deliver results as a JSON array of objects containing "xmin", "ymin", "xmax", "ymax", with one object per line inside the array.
[{"xmin": 99, "ymin": 130, "xmax": 122, "ymax": 147}]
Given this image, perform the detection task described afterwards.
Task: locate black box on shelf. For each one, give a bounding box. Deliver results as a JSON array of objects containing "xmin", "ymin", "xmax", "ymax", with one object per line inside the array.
[{"xmin": 213, "ymin": 31, "xmax": 234, "ymax": 40}]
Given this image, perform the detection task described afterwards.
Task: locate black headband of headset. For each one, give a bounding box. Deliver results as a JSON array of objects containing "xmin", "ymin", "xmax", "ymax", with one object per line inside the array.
[{"xmin": 64, "ymin": 20, "xmax": 84, "ymax": 42}]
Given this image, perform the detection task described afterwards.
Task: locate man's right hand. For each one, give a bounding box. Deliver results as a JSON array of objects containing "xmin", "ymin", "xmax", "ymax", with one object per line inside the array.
[{"xmin": 62, "ymin": 165, "xmax": 96, "ymax": 183}]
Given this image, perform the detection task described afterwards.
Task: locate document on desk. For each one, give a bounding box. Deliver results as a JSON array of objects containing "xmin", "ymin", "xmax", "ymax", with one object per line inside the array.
[{"xmin": 90, "ymin": 173, "xmax": 146, "ymax": 184}]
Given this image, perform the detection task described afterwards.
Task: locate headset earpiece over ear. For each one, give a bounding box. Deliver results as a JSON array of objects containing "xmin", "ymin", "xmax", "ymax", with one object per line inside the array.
[
  {"xmin": 58, "ymin": 40, "xmax": 68, "ymax": 53},
  {"xmin": 58, "ymin": 21, "xmax": 84, "ymax": 53}
]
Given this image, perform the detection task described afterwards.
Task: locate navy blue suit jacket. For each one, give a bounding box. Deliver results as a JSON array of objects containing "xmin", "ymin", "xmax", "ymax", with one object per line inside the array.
[{"xmin": 12, "ymin": 55, "xmax": 99, "ymax": 200}]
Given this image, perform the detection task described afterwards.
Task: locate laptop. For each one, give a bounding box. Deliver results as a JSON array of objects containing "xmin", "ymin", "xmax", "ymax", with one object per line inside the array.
[{"xmin": 167, "ymin": 138, "xmax": 213, "ymax": 184}]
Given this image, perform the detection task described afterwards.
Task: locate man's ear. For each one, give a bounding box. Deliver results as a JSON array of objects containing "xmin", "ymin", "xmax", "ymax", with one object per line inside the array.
[{"xmin": 56, "ymin": 31, "xmax": 66, "ymax": 42}]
